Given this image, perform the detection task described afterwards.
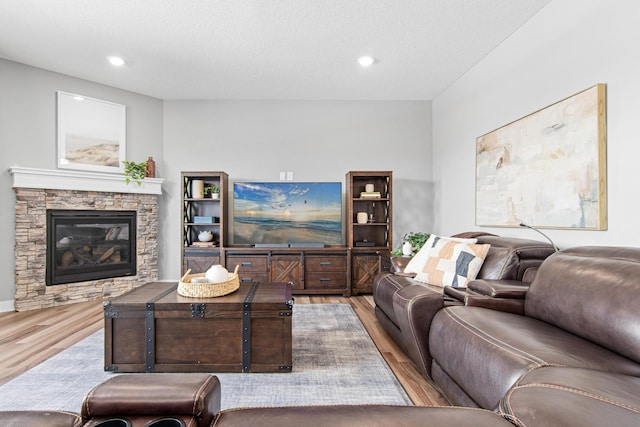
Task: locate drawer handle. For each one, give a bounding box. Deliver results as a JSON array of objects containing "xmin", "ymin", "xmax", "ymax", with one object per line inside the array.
[
  {"xmin": 240, "ymin": 278, "xmax": 253, "ymax": 283},
  {"xmin": 320, "ymin": 262, "xmax": 332, "ymax": 267},
  {"xmin": 320, "ymin": 278, "xmax": 332, "ymax": 283},
  {"xmin": 241, "ymin": 262, "xmax": 253, "ymax": 267}
]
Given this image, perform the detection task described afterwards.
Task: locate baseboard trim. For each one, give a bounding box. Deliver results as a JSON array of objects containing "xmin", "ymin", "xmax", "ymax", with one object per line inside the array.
[{"xmin": 0, "ymin": 299, "xmax": 15, "ymax": 312}]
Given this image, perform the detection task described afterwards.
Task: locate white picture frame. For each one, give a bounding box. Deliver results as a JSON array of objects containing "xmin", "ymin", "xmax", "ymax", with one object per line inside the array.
[{"xmin": 57, "ymin": 91, "xmax": 126, "ymax": 173}]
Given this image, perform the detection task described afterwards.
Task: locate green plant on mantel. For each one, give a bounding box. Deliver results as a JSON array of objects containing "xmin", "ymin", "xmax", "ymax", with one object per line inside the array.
[
  {"xmin": 122, "ymin": 160, "xmax": 148, "ymax": 186},
  {"xmin": 391, "ymin": 231, "xmax": 431, "ymax": 256}
]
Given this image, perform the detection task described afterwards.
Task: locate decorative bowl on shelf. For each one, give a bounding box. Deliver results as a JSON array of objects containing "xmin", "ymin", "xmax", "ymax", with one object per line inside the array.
[{"xmin": 198, "ymin": 230, "xmax": 213, "ymax": 242}]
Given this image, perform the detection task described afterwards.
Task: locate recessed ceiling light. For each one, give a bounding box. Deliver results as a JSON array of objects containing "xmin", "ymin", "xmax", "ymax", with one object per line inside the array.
[
  {"xmin": 73, "ymin": 96, "xmax": 85, "ymax": 101},
  {"xmin": 357, "ymin": 56, "xmax": 376, "ymax": 67},
  {"xmin": 108, "ymin": 56, "xmax": 125, "ymax": 67}
]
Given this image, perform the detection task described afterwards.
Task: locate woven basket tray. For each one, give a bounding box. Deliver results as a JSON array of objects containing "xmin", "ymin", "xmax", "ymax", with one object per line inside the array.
[{"xmin": 177, "ymin": 265, "xmax": 240, "ymax": 298}]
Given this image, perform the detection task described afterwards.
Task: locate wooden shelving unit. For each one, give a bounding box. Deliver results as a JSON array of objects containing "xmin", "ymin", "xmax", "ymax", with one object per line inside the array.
[
  {"xmin": 346, "ymin": 171, "xmax": 393, "ymax": 294},
  {"xmin": 181, "ymin": 171, "xmax": 228, "ymax": 274}
]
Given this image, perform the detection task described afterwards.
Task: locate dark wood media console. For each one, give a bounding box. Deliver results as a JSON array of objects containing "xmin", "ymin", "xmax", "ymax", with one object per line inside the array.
[
  {"xmin": 180, "ymin": 170, "xmax": 393, "ymax": 295},
  {"xmin": 225, "ymin": 247, "xmax": 352, "ymax": 297}
]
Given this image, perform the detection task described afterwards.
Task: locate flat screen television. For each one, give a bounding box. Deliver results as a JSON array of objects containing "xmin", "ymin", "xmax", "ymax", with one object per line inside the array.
[{"xmin": 232, "ymin": 182, "xmax": 342, "ymax": 246}]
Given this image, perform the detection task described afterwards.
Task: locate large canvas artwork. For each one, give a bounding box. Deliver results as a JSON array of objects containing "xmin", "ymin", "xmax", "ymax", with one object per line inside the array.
[{"xmin": 476, "ymin": 84, "xmax": 607, "ymax": 230}]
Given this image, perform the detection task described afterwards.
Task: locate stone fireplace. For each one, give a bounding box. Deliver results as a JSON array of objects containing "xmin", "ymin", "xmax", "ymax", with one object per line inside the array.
[{"xmin": 11, "ymin": 167, "xmax": 164, "ymax": 311}]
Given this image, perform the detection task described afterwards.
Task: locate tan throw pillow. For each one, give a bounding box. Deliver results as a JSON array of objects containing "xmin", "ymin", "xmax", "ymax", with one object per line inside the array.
[
  {"xmin": 414, "ymin": 240, "xmax": 491, "ymax": 287},
  {"xmin": 404, "ymin": 235, "xmax": 478, "ymax": 275}
]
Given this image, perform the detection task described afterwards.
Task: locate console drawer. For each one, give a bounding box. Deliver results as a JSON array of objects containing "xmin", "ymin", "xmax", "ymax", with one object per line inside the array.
[
  {"xmin": 226, "ymin": 256, "xmax": 268, "ymax": 273},
  {"xmin": 306, "ymin": 256, "xmax": 347, "ymax": 272},
  {"xmin": 305, "ymin": 272, "xmax": 346, "ymax": 289}
]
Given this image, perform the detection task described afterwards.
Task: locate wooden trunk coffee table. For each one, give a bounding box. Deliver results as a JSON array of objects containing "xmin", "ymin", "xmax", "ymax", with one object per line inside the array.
[{"xmin": 104, "ymin": 281, "xmax": 293, "ymax": 373}]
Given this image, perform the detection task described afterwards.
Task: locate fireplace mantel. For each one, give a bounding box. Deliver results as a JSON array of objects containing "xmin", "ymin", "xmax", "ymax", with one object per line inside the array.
[{"xmin": 9, "ymin": 166, "xmax": 164, "ymax": 195}]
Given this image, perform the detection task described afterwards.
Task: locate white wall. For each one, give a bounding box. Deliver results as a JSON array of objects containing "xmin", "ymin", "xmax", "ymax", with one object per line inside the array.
[
  {"xmin": 5, "ymin": 0, "xmax": 638, "ymax": 309},
  {"xmin": 433, "ymin": 0, "xmax": 640, "ymax": 248},
  {"xmin": 0, "ymin": 60, "xmax": 432, "ymax": 309},
  {"xmin": 0, "ymin": 59, "xmax": 163, "ymax": 307},
  {"xmin": 160, "ymin": 100, "xmax": 433, "ymax": 280}
]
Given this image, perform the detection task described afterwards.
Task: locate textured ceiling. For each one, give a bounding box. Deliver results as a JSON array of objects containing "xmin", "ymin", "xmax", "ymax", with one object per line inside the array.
[{"xmin": 0, "ymin": 0, "xmax": 551, "ymax": 100}]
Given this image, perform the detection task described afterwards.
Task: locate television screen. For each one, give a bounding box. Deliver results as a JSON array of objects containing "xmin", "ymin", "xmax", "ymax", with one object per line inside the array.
[{"xmin": 232, "ymin": 182, "xmax": 342, "ymax": 246}]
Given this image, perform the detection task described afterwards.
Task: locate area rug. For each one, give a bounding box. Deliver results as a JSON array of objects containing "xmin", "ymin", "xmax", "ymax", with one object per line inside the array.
[{"xmin": 0, "ymin": 304, "xmax": 411, "ymax": 412}]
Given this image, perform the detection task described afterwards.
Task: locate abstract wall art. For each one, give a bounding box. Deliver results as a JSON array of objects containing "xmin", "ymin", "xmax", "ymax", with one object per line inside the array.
[{"xmin": 476, "ymin": 84, "xmax": 607, "ymax": 230}]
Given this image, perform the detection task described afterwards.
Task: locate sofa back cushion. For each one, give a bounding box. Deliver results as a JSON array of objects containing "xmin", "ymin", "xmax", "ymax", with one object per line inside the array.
[
  {"xmin": 474, "ymin": 236, "xmax": 556, "ymax": 281},
  {"xmin": 525, "ymin": 246, "xmax": 640, "ymax": 363}
]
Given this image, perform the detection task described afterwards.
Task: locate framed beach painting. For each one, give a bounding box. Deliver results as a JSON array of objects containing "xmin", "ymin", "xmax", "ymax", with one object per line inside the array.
[
  {"xmin": 476, "ymin": 84, "xmax": 607, "ymax": 230},
  {"xmin": 57, "ymin": 91, "xmax": 126, "ymax": 173}
]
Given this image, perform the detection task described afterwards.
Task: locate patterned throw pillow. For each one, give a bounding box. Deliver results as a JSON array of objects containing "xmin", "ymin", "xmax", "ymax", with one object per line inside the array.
[
  {"xmin": 414, "ymin": 240, "xmax": 491, "ymax": 287},
  {"xmin": 404, "ymin": 235, "xmax": 478, "ymax": 275}
]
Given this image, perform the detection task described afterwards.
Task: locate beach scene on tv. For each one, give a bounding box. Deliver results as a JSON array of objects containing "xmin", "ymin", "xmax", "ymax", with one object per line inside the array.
[{"xmin": 233, "ymin": 182, "xmax": 342, "ymax": 246}]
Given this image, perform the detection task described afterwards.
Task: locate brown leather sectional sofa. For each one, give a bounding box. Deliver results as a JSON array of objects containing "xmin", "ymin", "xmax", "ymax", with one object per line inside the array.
[
  {"xmin": 373, "ymin": 235, "xmax": 557, "ymax": 375},
  {"xmin": 373, "ymin": 240, "xmax": 640, "ymax": 425},
  {"xmin": 1, "ymin": 372, "xmax": 516, "ymax": 427},
  {"xmin": 4, "ymin": 242, "xmax": 640, "ymax": 426}
]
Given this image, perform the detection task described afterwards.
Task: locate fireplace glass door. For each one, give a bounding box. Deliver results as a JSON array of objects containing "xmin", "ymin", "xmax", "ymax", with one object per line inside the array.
[{"xmin": 47, "ymin": 210, "xmax": 137, "ymax": 285}]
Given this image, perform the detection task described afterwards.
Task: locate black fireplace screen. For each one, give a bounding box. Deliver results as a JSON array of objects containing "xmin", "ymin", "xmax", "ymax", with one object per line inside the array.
[{"xmin": 46, "ymin": 210, "xmax": 137, "ymax": 285}]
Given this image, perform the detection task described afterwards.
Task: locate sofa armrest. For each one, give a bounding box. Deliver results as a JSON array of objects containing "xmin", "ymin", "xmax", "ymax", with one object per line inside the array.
[
  {"xmin": 392, "ymin": 284, "xmax": 445, "ymax": 376},
  {"xmin": 442, "ymin": 280, "xmax": 528, "ymax": 315},
  {"xmin": 82, "ymin": 374, "xmax": 221, "ymax": 427},
  {"xmin": 463, "ymin": 294, "xmax": 526, "ymax": 315},
  {"xmin": 468, "ymin": 279, "xmax": 529, "ymax": 299}
]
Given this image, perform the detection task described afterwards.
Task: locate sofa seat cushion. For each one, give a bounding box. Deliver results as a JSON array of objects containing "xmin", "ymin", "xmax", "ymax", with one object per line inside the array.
[
  {"xmin": 0, "ymin": 411, "xmax": 82, "ymax": 427},
  {"xmin": 429, "ymin": 306, "xmax": 640, "ymax": 410},
  {"xmin": 212, "ymin": 405, "xmax": 514, "ymax": 427},
  {"xmin": 499, "ymin": 367, "xmax": 640, "ymax": 427}
]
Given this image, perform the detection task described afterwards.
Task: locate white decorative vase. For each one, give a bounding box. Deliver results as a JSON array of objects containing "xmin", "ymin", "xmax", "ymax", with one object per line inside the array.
[
  {"xmin": 198, "ymin": 230, "xmax": 213, "ymax": 242},
  {"xmin": 192, "ymin": 180, "xmax": 204, "ymax": 199},
  {"xmin": 402, "ymin": 242, "xmax": 413, "ymax": 256}
]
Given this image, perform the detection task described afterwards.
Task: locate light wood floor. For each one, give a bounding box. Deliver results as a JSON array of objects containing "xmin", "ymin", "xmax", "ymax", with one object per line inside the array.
[{"xmin": 0, "ymin": 295, "xmax": 448, "ymax": 406}]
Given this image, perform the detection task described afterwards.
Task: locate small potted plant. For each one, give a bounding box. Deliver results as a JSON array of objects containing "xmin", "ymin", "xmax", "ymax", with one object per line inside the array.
[
  {"xmin": 122, "ymin": 160, "xmax": 148, "ymax": 186},
  {"xmin": 211, "ymin": 185, "xmax": 220, "ymax": 199},
  {"xmin": 392, "ymin": 232, "xmax": 430, "ymax": 256},
  {"xmin": 205, "ymin": 185, "xmax": 220, "ymax": 199}
]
